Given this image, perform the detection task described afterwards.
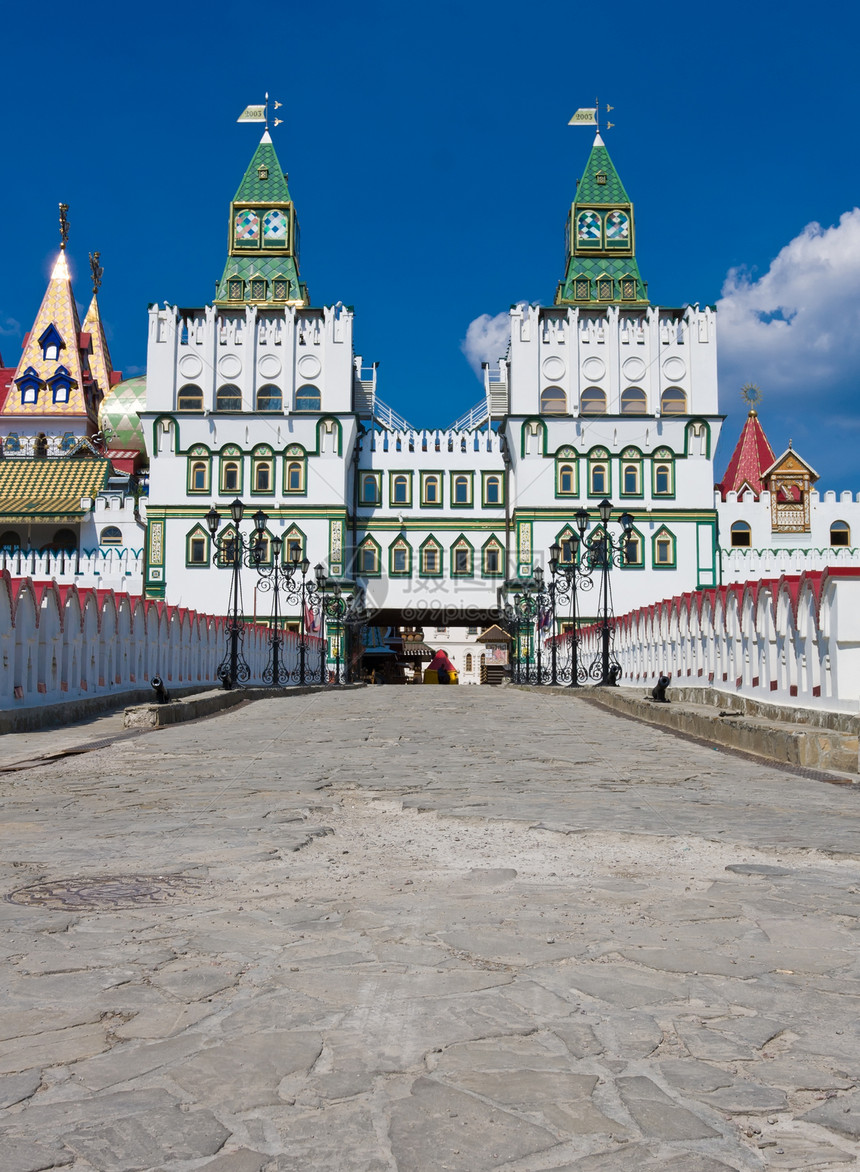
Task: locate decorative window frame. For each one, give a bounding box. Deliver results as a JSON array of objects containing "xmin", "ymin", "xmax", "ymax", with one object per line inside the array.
[
  {"xmin": 356, "ymin": 536, "xmax": 382, "ymax": 577},
  {"xmin": 450, "ymin": 534, "xmax": 474, "ymax": 578},
  {"xmin": 540, "ymin": 386, "xmax": 567, "ymax": 414},
  {"xmin": 520, "ymin": 418, "xmax": 548, "ymax": 457},
  {"xmin": 283, "ymin": 444, "xmax": 307, "ymax": 495},
  {"xmin": 317, "ymin": 417, "xmax": 343, "ymax": 456},
  {"xmin": 555, "ymin": 446, "xmax": 579, "ymax": 497},
  {"xmin": 251, "ymin": 445, "xmax": 275, "ymax": 496},
  {"xmin": 389, "ymin": 536, "xmax": 413, "ymax": 576},
  {"xmin": 359, "ymin": 471, "xmax": 382, "ymax": 507},
  {"xmin": 419, "ymin": 536, "xmax": 443, "ymax": 577},
  {"xmin": 730, "ymin": 521, "xmax": 752, "ymax": 548},
  {"xmin": 580, "ymin": 387, "xmax": 607, "ymax": 415},
  {"xmin": 660, "ymin": 386, "xmax": 688, "ymax": 415},
  {"xmin": 685, "ymin": 418, "xmax": 711, "ymax": 457},
  {"xmin": 652, "ymin": 525, "xmax": 677, "ymax": 569},
  {"xmin": 449, "ymin": 471, "xmax": 474, "ymax": 508},
  {"xmin": 187, "ymin": 445, "xmax": 212, "ymax": 494},
  {"xmin": 283, "ymin": 524, "xmax": 307, "ymax": 565},
  {"xmin": 481, "ymin": 472, "xmax": 504, "ymax": 508},
  {"xmin": 620, "ymin": 447, "xmax": 644, "ymax": 498},
  {"xmin": 227, "ymin": 276, "xmax": 245, "ymax": 300},
  {"xmin": 219, "ymin": 445, "xmax": 244, "ymax": 495},
  {"xmin": 186, "ymin": 524, "xmax": 211, "ymax": 568},
  {"xmin": 389, "ymin": 471, "xmax": 413, "ymax": 507},
  {"xmin": 215, "ymin": 523, "xmax": 239, "ymax": 568},
  {"xmin": 619, "ymin": 524, "xmax": 646, "ymax": 569},
  {"xmin": 555, "ymin": 524, "xmax": 579, "ymax": 566},
  {"xmin": 587, "ymin": 447, "xmax": 612, "ymax": 498},
  {"xmin": 830, "ymin": 521, "xmax": 851, "ymax": 547},
  {"xmin": 420, "ymin": 471, "xmax": 444, "ymax": 508},
  {"xmin": 652, "ymin": 448, "xmax": 676, "ymax": 498},
  {"xmin": 481, "ymin": 536, "xmax": 505, "ymax": 577},
  {"xmin": 99, "ymin": 526, "xmax": 123, "ymax": 547}
]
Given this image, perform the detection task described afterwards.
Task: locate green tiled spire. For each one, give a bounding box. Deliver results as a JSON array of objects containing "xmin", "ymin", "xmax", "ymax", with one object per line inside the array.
[
  {"xmin": 555, "ymin": 133, "xmax": 648, "ymax": 308},
  {"xmin": 215, "ymin": 131, "xmax": 309, "ymax": 308}
]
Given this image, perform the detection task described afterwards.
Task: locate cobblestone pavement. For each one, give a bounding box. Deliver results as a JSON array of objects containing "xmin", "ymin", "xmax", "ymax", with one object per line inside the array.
[{"xmin": 2, "ymin": 687, "xmax": 860, "ymax": 1172}]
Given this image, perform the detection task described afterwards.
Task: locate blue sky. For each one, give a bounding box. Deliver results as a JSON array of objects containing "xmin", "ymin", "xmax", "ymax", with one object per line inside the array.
[{"xmin": 2, "ymin": 0, "xmax": 859, "ymax": 488}]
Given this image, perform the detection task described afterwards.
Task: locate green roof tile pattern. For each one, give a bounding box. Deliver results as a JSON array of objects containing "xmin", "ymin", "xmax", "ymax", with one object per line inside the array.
[
  {"xmin": 233, "ymin": 136, "xmax": 293, "ymax": 203},
  {"xmin": 576, "ymin": 137, "xmax": 631, "ymax": 204},
  {"xmin": 99, "ymin": 376, "xmax": 146, "ymax": 453}
]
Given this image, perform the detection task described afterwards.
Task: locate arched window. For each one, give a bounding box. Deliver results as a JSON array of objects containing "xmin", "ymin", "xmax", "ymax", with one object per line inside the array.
[
  {"xmin": 283, "ymin": 528, "xmax": 305, "ymax": 564},
  {"xmin": 541, "ymin": 387, "xmax": 566, "ymax": 414},
  {"xmin": 177, "ymin": 384, "xmax": 203, "ymax": 410},
  {"xmin": 653, "ymin": 528, "xmax": 676, "ymax": 567},
  {"xmin": 580, "ymin": 387, "xmax": 606, "ymax": 414},
  {"xmin": 652, "ymin": 449, "xmax": 674, "ymax": 496},
  {"xmin": 454, "ymin": 475, "xmax": 470, "ymax": 505},
  {"xmin": 222, "ymin": 461, "xmax": 240, "ymax": 492},
  {"xmin": 730, "ymin": 522, "xmax": 752, "ymax": 548},
  {"xmin": 622, "ymin": 531, "xmax": 644, "ymax": 567},
  {"xmin": 0, "ymin": 530, "xmax": 21, "ymax": 549},
  {"xmin": 360, "ymin": 473, "xmax": 380, "ymax": 504},
  {"xmin": 296, "ymin": 384, "xmax": 321, "ymax": 411},
  {"xmin": 256, "ymin": 385, "xmax": 282, "ymax": 411},
  {"xmin": 254, "ymin": 461, "xmax": 272, "ymax": 493},
  {"xmin": 390, "ymin": 539, "xmax": 411, "ymax": 575},
  {"xmin": 482, "ymin": 539, "xmax": 504, "ymax": 576},
  {"xmin": 588, "ymin": 450, "xmax": 610, "ymax": 496},
  {"xmin": 100, "ymin": 526, "xmax": 123, "ymax": 546},
  {"xmin": 465, "ymin": 653, "xmax": 473, "ymax": 672},
  {"xmin": 357, "ymin": 539, "xmax": 380, "ymax": 575},
  {"xmin": 623, "ymin": 463, "xmax": 640, "ymax": 495},
  {"xmin": 286, "ymin": 462, "xmax": 303, "ymax": 492},
  {"xmin": 621, "ymin": 387, "xmax": 646, "ymax": 414},
  {"xmin": 190, "ymin": 461, "xmax": 208, "ymax": 491},
  {"xmin": 392, "ymin": 475, "xmax": 409, "ymax": 504},
  {"xmin": 559, "ymin": 464, "xmax": 575, "ymax": 495},
  {"xmin": 484, "ymin": 476, "xmax": 501, "ymax": 505},
  {"xmin": 422, "ymin": 475, "xmax": 440, "ymax": 505},
  {"xmin": 661, "ymin": 387, "xmax": 687, "ymax": 414},
  {"xmin": 831, "ymin": 520, "xmax": 851, "ymax": 547},
  {"xmin": 186, "ymin": 527, "xmax": 209, "ymax": 566},
  {"xmin": 216, "ymin": 385, "xmax": 242, "ymax": 411}
]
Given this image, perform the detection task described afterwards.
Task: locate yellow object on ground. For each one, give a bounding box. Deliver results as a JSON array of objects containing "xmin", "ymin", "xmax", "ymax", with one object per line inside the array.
[{"xmin": 423, "ymin": 668, "xmax": 459, "ymax": 685}]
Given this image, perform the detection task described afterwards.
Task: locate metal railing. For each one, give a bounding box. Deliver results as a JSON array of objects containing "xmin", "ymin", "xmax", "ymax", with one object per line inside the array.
[{"xmin": 448, "ymin": 399, "xmax": 490, "ymax": 431}]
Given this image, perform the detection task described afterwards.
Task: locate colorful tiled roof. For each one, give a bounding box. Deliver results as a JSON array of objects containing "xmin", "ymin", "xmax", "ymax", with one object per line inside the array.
[
  {"xmin": 716, "ymin": 411, "xmax": 777, "ymax": 500},
  {"xmin": 0, "ymin": 456, "xmax": 111, "ymax": 523},
  {"xmin": 2, "ymin": 251, "xmax": 94, "ymax": 423},
  {"xmin": 82, "ymin": 294, "xmax": 114, "ymax": 403},
  {"xmin": 233, "ymin": 132, "xmax": 293, "ymax": 203},
  {"xmin": 555, "ymin": 133, "xmax": 648, "ymax": 308}
]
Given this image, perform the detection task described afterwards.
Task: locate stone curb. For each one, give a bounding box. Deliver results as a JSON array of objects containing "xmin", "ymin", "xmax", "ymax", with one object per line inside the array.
[
  {"xmin": 123, "ymin": 683, "xmax": 366, "ymax": 729},
  {"xmin": 523, "ymin": 685, "xmax": 860, "ymax": 777},
  {"xmin": 0, "ymin": 684, "xmax": 207, "ymax": 736}
]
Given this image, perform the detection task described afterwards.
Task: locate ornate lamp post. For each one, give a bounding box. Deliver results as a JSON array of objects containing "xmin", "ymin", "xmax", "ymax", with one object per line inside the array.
[
  {"xmin": 205, "ymin": 499, "xmax": 267, "ymax": 689},
  {"xmin": 254, "ymin": 529, "xmax": 305, "ymax": 687},
  {"xmin": 576, "ymin": 499, "xmax": 634, "ymax": 686},
  {"xmin": 547, "ymin": 533, "xmax": 594, "ymax": 687},
  {"xmin": 508, "ymin": 571, "xmax": 551, "ymax": 685}
]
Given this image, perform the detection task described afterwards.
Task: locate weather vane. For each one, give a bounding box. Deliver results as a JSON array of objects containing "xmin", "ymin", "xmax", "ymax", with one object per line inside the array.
[
  {"xmin": 237, "ymin": 93, "xmax": 283, "ymax": 130},
  {"xmin": 89, "ymin": 251, "xmax": 103, "ymax": 295},
  {"xmin": 58, "ymin": 203, "xmax": 69, "ymax": 250},
  {"xmin": 568, "ymin": 99, "xmax": 614, "ymax": 132},
  {"xmin": 741, "ymin": 383, "xmax": 762, "ymax": 411}
]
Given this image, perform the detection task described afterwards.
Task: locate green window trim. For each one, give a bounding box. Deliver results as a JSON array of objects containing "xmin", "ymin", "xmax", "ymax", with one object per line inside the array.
[
  {"xmin": 587, "ymin": 452, "xmax": 612, "ymax": 497},
  {"xmin": 451, "ymin": 536, "xmax": 475, "ymax": 577},
  {"xmin": 449, "ymin": 471, "xmax": 474, "ymax": 508},
  {"xmin": 251, "ymin": 456, "xmax": 275, "ymax": 495},
  {"xmin": 620, "ymin": 457, "xmax": 643, "ymax": 498},
  {"xmin": 555, "ymin": 450, "xmax": 579, "ymax": 497},
  {"xmin": 420, "ymin": 471, "xmax": 444, "ymax": 508},
  {"xmin": 185, "ymin": 526, "xmax": 210, "ymax": 568},
  {"xmin": 652, "ymin": 450, "xmax": 676, "ymax": 498},
  {"xmin": 219, "ymin": 449, "xmax": 244, "ymax": 495},
  {"xmin": 389, "ymin": 471, "xmax": 413, "ymax": 507},
  {"xmin": 652, "ymin": 527, "xmax": 677, "ymax": 570},
  {"xmin": 359, "ymin": 472, "xmax": 382, "ymax": 507},
  {"xmin": 187, "ymin": 451, "xmax": 212, "ymax": 494},
  {"xmin": 215, "ymin": 525, "xmax": 240, "ymax": 568},
  {"xmin": 619, "ymin": 525, "xmax": 646, "ymax": 569},
  {"xmin": 283, "ymin": 526, "xmax": 307, "ymax": 565},
  {"xmin": 419, "ymin": 538, "xmax": 443, "ymax": 577},
  {"xmin": 481, "ymin": 538, "xmax": 505, "ymax": 577},
  {"xmin": 284, "ymin": 449, "xmax": 307, "ymax": 495},
  {"xmin": 356, "ymin": 537, "xmax": 382, "ymax": 577},
  {"xmin": 481, "ymin": 471, "xmax": 504, "ymax": 507},
  {"xmin": 389, "ymin": 538, "xmax": 413, "ymax": 576}
]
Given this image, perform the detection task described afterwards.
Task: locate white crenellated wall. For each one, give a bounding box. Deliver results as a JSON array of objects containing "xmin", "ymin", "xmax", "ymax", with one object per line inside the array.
[
  {"xmin": 573, "ymin": 569, "xmax": 860, "ymax": 713},
  {"xmin": 0, "ymin": 572, "xmax": 321, "ymax": 711}
]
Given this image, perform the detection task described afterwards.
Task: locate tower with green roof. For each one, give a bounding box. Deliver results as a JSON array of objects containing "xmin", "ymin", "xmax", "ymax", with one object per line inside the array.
[
  {"xmin": 215, "ymin": 131, "xmax": 309, "ymax": 308},
  {"xmin": 555, "ymin": 133, "xmax": 648, "ymax": 307}
]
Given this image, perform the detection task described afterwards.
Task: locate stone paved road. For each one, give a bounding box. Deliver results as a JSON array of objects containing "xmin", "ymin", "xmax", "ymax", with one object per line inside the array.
[{"xmin": 1, "ymin": 687, "xmax": 860, "ymax": 1171}]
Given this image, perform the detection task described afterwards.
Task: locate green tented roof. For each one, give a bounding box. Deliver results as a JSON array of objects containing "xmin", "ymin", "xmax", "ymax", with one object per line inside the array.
[
  {"xmin": 233, "ymin": 135, "xmax": 293, "ymax": 203},
  {"xmin": 575, "ymin": 136, "xmax": 631, "ymax": 204}
]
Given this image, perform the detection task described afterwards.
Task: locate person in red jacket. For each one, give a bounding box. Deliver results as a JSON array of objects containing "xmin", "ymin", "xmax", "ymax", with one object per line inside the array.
[{"xmin": 428, "ymin": 648, "xmax": 455, "ymax": 684}]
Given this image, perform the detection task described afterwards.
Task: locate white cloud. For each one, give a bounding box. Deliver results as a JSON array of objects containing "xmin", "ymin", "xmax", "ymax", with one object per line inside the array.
[
  {"xmin": 461, "ymin": 305, "xmax": 526, "ymax": 378},
  {"xmin": 0, "ymin": 314, "xmax": 21, "ymax": 337},
  {"xmin": 717, "ymin": 208, "xmax": 860, "ymax": 404}
]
